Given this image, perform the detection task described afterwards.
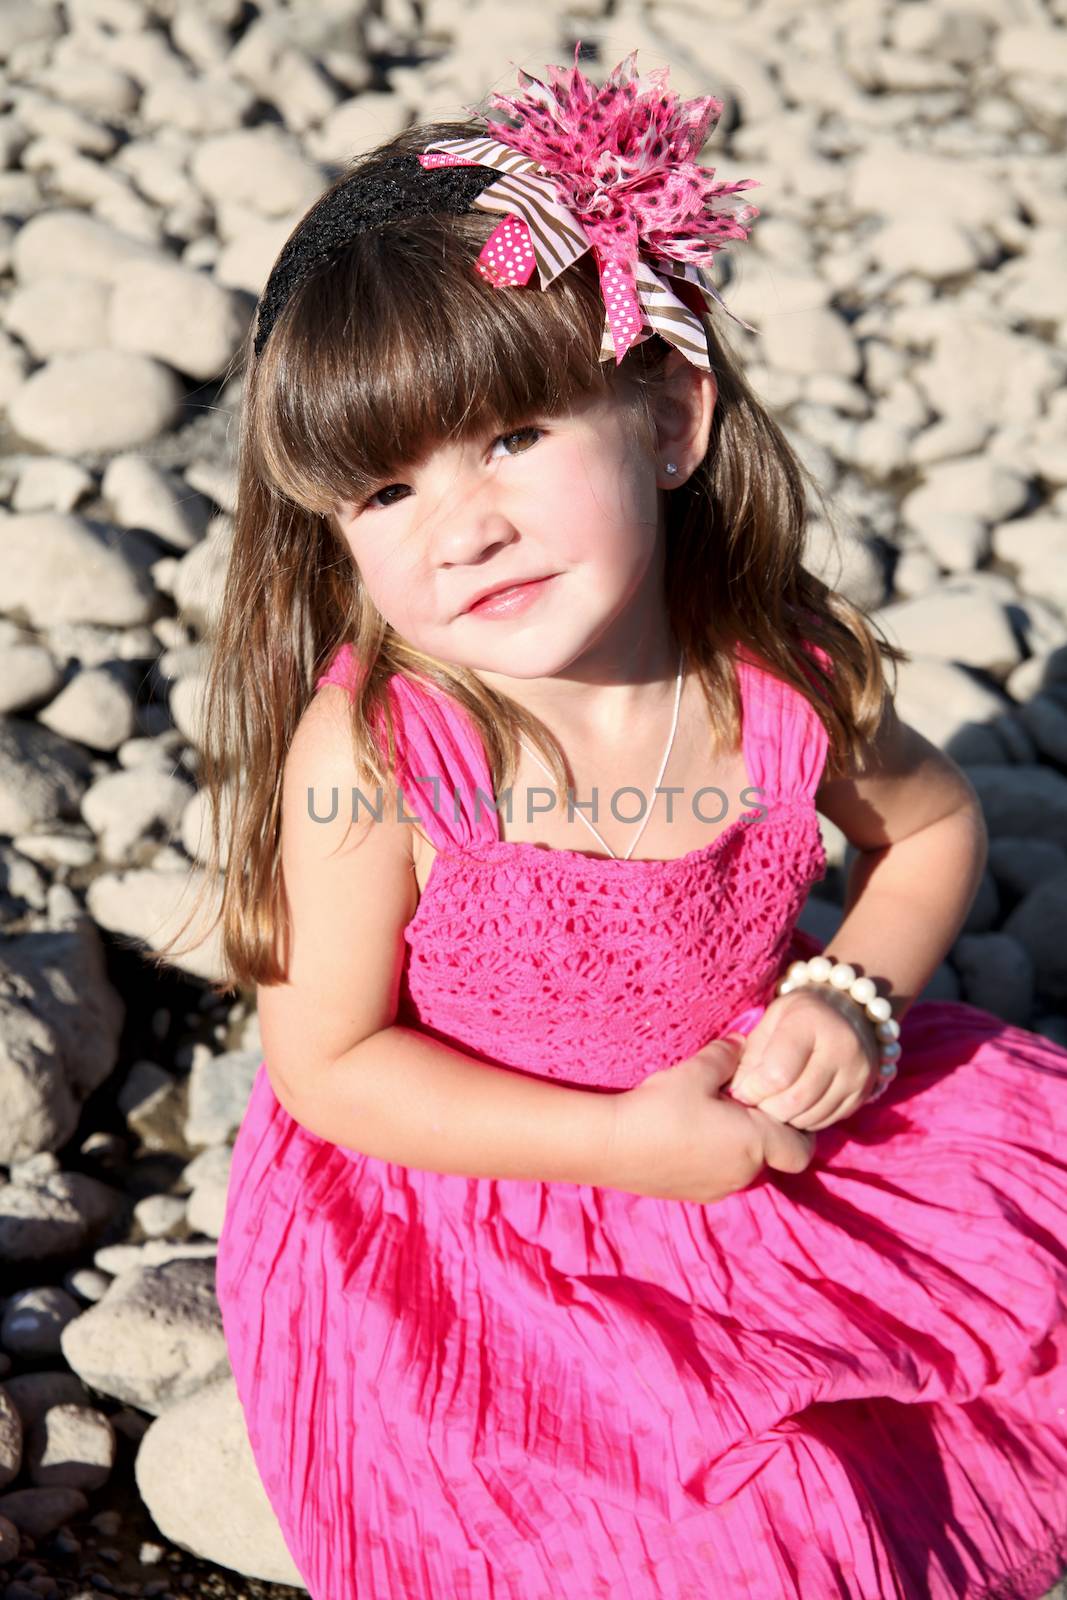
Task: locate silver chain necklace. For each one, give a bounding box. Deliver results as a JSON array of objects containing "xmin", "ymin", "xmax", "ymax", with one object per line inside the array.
[{"xmin": 516, "ymin": 647, "xmax": 685, "ymax": 861}]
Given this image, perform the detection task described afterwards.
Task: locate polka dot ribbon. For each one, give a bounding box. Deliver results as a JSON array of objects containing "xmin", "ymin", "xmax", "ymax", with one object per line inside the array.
[
  {"xmin": 474, "ymin": 212, "xmax": 538, "ymax": 289},
  {"xmin": 418, "ymin": 140, "xmax": 757, "ymax": 371}
]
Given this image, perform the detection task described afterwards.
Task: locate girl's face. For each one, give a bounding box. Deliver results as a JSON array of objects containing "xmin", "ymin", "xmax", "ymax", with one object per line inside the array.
[
  {"xmin": 332, "ymin": 362, "xmax": 713, "ymax": 692},
  {"xmin": 334, "ymin": 385, "xmax": 656, "ymax": 683}
]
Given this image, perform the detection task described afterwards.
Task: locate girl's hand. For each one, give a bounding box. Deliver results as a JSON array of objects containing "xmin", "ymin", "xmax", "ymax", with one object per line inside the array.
[
  {"xmin": 608, "ymin": 1037, "xmax": 817, "ymax": 1204},
  {"xmin": 725, "ymin": 987, "xmax": 882, "ymax": 1131}
]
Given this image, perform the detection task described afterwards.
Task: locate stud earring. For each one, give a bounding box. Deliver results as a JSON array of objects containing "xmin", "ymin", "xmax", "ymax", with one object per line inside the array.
[{"xmin": 664, "ymin": 461, "xmax": 679, "ymax": 476}]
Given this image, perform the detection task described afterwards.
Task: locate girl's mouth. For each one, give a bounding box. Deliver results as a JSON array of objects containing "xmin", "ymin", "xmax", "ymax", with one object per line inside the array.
[{"xmin": 464, "ymin": 575, "xmax": 557, "ymax": 619}]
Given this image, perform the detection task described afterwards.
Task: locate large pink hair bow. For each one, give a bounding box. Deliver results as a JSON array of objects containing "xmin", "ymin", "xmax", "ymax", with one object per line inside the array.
[{"xmin": 417, "ymin": 45, "xmax": 761, "ymax": 372}]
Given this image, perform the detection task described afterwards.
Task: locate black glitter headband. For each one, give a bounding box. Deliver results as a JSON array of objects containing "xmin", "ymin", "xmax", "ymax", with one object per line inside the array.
[{"xmin": 252, "ymin": 152, "xmax": 501, "ymax": 360}]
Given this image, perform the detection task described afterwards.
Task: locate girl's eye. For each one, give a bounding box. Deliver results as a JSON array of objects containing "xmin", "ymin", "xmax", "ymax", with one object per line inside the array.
[{"xmin": 360, "ymin": 427, "xmax": 544, "ymax": 512}]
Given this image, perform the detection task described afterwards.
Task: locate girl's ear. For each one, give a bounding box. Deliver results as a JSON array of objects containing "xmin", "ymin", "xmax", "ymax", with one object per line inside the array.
[{"xmin": 650, "ymin": 348, "xmax": 718, "ymax": 488}]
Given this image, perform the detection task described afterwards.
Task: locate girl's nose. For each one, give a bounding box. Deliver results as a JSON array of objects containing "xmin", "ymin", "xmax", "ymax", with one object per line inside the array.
[{"xmin": 432, "ymin": 506, "xmax": 521, "ymax": 570}]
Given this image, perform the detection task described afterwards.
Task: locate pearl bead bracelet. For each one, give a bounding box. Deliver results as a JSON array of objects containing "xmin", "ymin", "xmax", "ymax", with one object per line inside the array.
[{"xmin": 775, "ymin": 957, "xmax": 902, "ymax": 1101}]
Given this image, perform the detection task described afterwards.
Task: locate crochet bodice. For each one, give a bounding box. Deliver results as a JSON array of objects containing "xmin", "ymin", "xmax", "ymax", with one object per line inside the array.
[{"xmin": 315, "ymin": 644, "xmax": 831, "ymax": 1092}]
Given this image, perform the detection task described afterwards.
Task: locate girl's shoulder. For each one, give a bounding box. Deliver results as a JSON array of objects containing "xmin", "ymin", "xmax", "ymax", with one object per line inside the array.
[
  {"xmin": 309, "ymin": 641, "xmax": 410, "ymax": 788},
  {"xmin": 310, "ymin": 641, "xmax": 492, "ymax": 854},
  {"xmin": 293, "ymin": 651, "xmax": 382, "ymax": 791}
]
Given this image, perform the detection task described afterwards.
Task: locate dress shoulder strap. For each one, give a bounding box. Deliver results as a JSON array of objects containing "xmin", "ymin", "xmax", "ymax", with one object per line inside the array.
[
  {"xmin": 314, "ymin": 644, "xmax": 499, "ymax": 853},
  {"xmin": 734, "ymin": 639, "xmax": 834, "ymax": 804}
]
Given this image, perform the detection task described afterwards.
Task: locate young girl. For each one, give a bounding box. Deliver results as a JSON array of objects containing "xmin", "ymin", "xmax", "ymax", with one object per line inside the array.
[{"xmin": 201, "ymin": 49, "xmax": 1067, "ymax": 1600}]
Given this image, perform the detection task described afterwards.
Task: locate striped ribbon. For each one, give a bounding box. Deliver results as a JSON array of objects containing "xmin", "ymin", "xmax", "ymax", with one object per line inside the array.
[{"xmin": 419, "ymin": 136, "xmax": 757, "ymax": 372}]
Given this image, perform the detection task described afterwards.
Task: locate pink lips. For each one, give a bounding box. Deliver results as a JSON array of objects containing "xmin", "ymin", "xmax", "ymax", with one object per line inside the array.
[{"xmin": 464, "ymin": 575, "xmax": 556, "ymax": 619}]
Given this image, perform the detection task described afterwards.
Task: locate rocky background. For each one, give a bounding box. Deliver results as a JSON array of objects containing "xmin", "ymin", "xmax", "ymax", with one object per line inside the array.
[{"xmin": 1, "ymin": 0, "xmax": 1067, "ymax": 1594}]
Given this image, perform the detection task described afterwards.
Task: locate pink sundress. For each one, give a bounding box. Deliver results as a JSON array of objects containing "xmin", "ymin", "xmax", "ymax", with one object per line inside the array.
[{"xmin": 216, "ymin": 640, "xmax": 1067, "ymax": 1599}]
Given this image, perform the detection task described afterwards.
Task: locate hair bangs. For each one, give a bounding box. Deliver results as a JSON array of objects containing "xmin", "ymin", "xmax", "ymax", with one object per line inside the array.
[{"xmin": 251, "ymin": 204, "xmax": 616, "ymax": 520}]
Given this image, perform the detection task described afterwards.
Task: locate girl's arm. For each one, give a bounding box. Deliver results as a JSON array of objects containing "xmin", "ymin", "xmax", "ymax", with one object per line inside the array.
[
  {"xmin": 813, "ymin": 697, "xmax": 989, "ymax": 1027},
  {"xmin": 281, "ymin": 1023, "xmax": 624, "ymax": 1185},
  {"xmin": 257, "ymin": 686, "xmax": 620, "ymax": 1187}
]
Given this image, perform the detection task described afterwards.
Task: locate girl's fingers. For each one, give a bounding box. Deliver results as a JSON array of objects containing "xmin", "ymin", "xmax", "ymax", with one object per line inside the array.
[
  {"xmin": 750, "ymin": 1064, "xmax": 834, "ymax": 1122},
  {"xmin": 736, "ymin": 993, "xmax": 880, "ymax": 1121},
  {"xmin": 727, "ymin": 1002, "xmax": 783, "ymax": 1091},
  {"xmin": 743, "ymin": 1046, "xmax": 874, "ymax": 1126},
  {"xmin": 774, "ymin": 1049, "xmax": 880, "ymax": 1129},
  {"xmin": 729, "ymin": 990, "xmax": 829, "ymax": 1103},
  {"xmin": 784, "ymin": 1083, "xmax": 865, "ymax": 1131},
  {"xmin": 729, "ymin": 1030, "xmax": 810, "ymax": 1105}
]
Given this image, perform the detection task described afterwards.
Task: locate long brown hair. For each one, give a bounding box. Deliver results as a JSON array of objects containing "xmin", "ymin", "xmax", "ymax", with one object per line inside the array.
[{"xmin": 161, "ymin": 116, "xmax": 907, "ymax": 993}]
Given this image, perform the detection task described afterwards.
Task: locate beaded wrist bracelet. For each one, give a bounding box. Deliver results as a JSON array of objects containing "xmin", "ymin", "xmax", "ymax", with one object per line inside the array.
[{"xmin": 775, "ymin": 956, "xmax": 902, "ymax": 1101}]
